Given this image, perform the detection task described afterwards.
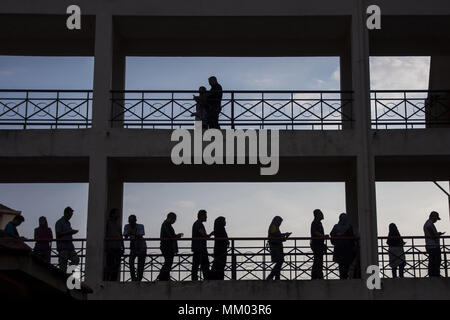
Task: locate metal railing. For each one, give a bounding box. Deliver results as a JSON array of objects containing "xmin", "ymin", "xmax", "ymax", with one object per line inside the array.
[
  {"xmin": 113, "ymin": 237, "xmax": 352, "ymax": 282},
  {"xmin": 371, "ymin": 90, "xmax": 450, "ymax": 129},
  {"xmin": 0, "ymin": 90, "xmax": 92, "ymax": 129},
  {"xmin": 378, "ymin": 236, "xmax": 450, "ymax": 278},
  {"xmin": 110, "ymin": 90, "xmax": 354, "ymax": 130},
  {"xmin": 20, "ymin": 236, "xmax": 450, "ymax": 282},
  {"xmin": 23, "ymin": 238, "xmax": 86, "ymax": 281}
]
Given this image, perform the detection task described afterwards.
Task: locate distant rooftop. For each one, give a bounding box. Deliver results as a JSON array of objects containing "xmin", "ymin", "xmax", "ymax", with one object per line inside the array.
[{"xmin": 0, "ymin": 203, "xmax": 21, "ymax": 215}]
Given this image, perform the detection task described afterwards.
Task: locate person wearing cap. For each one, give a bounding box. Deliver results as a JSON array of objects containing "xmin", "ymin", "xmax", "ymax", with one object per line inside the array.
[
  {"xmin": 423, "ymin": 211, "xmax": 445, "ymax": 277},
  {"xmin": 55, "ymin": 206, "xmax": 79, "ymax": 273}
]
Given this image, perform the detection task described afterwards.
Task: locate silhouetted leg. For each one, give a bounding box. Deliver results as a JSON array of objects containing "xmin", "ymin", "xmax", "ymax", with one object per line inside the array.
[
  {"xmin": 129, "ymin": 252, "xmax": 137, "ymax": 281},
  {"xmin": 137, "ymin": 253, "xmax": 145, "ymax": 281},
  {"xmin": 192, "ymin": 252, "xmax": 201, "ymax": 281},
  {"xmin": 200, "ymin": 251, "xmax": 210, "ymax": 280},
  {"xmin": 399, "ymin": 261, "xmax": 405, "ymax": 278},
  {"xmin": 158, "ymin": 252, "xmax": 174, "ymax": 281},
  {"xmin": 274, "ymin": 261, "xmax": 283, "ymax": 280},
  {"xmin": 312, "ymin": 248, "xmax": 324, "ymax": 280},
  {"xmin": 339, "ymin": 263, "xmax": 349, "ymax": 279},
  {"xmin": 58, "ymin": 250, "xmax": 69, "ymax": 273}
]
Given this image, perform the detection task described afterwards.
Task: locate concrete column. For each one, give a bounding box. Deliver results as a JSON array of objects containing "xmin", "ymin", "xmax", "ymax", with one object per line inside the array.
[
  {"xmin": 351, "ymin": 0, "xmax": 378, "ymax": 279},
  {"xmin": 345, "ymin": 178, "xmax": 359, "ymax": 231},
  {"xmin": 340, "ymin": 35, "xmax": 353, "ymax": 130},
  {"xmin": 92, "ymin": 13, "xmax": 114, "ymax": 131},
  {"xmin": 111, "ymin": 35, "xmax": 126, "ymax": 128},
  {"xmin": 85, "ymin": 155, "xmax": 109, "ymax": 289},
  {"xmin": 85, "ymin": 156, "xmax": 124, "ymax": 289},
  {"xmin": 427, "ymin": 56, "xmax": 450, "ymax": 128}
]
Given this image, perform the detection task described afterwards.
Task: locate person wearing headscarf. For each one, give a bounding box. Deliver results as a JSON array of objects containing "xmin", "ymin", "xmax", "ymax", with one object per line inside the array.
[
  {"xmin": 266, "ymin": 216, "xmax": 291, "ymax": 280},
  {"xmin": 387, "ymin": 223, "xmax": 406, "ymax": 278},
  {"xmin": 330, "ymin": 213, "xmax": 356, "ymax": 279},
  {"xmin": 211, "ymin": 216, "xmax": 230, "ymax": 280},
  {"xmin": 33, "ymin": 216, "xmax": 53, "ymax": 263}
]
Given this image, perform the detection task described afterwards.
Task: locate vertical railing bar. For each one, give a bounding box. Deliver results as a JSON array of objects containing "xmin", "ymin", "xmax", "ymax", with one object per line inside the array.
[
  {"xmin": 55, "ymin": 91, "xmax": 59, "ymax": 129},
  {"xmin": 404, "ymin": 91, "xmax": 408, "ymax": 130},
  {"xmin": 171, "ymin": 92, "xmax": 174, "ymax": 130},
  {"xmin": 231, "ymin": 92, "xmax": 235, "ymax": 129},
  {"xmin": 141, "ymin": 92, "xmax": 144, "ymax": 129},
  {"xmin": 320, "ymin": 92, "xmax": 324, "ymax": 131},
  {"xmin": 24, "ymin": 91, "xmax": 29, "ymax": 129}
]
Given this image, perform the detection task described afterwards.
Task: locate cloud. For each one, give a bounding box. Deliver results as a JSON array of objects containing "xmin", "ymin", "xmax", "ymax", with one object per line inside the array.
[
  {"xmin": 0, "ymin": 70, "xmax": 15, "ymax": 76},
  {"xmin": 370, "ymin": 57, "xmax": 430, "ymax": 90}
]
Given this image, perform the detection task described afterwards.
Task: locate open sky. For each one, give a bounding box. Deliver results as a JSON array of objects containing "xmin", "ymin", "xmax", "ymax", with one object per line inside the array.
[{"xmin": 0, "ymin": 55, "xmax": 448, "ymax": 241}]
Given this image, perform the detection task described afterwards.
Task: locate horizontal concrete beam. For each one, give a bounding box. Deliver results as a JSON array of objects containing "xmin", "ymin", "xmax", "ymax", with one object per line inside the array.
[
  {"xmin": 2, "ymin": 0, "xmax": 450, "ymax": 16},
  {"xmin": 92, "ymin": 278, "xmax": 450, "ymax": 300}
]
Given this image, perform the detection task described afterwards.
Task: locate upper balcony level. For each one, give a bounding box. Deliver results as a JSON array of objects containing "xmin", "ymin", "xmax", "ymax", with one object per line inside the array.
[{"xmin": 1, "ymin": 89, "xmax": 449, "ymax": 130}]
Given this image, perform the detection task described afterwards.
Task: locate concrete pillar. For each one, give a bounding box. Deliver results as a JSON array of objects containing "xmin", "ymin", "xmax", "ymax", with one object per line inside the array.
[
  {"xmin": 92, "ymin": 13, "xmax": 114, "ymax": 131},
  {"xmin": 350, "ymin": 0, "xmax": 378, "ymax": 279},
  {"xmin": 111, "ymin": 35, "xmax": 126, "ymax": 128},
  {"xmin": 85, "ymin": 155, "xmax": 109, "ymax": 289},
  {"xmin": 85, "ymin": 156, "xmax": 124, "ymax": 289},
  {"xmin": 345, "ymin": 178, "xmax": 359, "ymax": 231},
  {"xmin": 340, "ymin": 35, "xmax": 353, "ymax": 130},
  {"xmin": 427, "ymin": 56, "xmax": 450, "ymax": 128}
]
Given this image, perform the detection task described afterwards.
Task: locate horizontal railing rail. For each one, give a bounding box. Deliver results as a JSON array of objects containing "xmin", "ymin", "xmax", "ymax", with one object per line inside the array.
[
  {"xmin": 371, "ymin": 90, "xmax": 450, "ymax": 129},
  {"xmin": 110, "ymin": 90, "xmax": 354, "ymax": 130},
  {"xmin": 0, "ymin": 90, "xmax": 93, "ymax": 129},
  {"xmin": 20, "ymin": 236, "xmax": 450, "ymax": 282}
]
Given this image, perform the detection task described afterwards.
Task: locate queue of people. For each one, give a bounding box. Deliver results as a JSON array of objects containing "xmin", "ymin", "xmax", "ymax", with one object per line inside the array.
[
  {"xmin": 2, "ymin": 206, "xmax": 446, "ymax": 281},
  {"xmin": 2, "ymin": 206, "xmax": 80, "ymax": 273}
]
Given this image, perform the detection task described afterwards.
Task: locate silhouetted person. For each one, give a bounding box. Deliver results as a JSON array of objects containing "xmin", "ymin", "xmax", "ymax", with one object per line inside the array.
[
  {"xmin": 206, "ymin": 76, "xmax": 223, "ymax": 129},
  {"xmin": 387, "ymin": 223, "xmax": 406, "ymax": 278},
  {"xmin": 330, "ymin": 213, "xmax": 355, "ymax": 279},
  {"xmin": 104, "ymin": 208, "xmax": 124, "ymax": 281},
  {"xmin": 424, "ymin": 211, "xmax": 444, "ymax": 277},
  {"xmin": 192, "ymin": 86, "xmax": 209, "ymax": 129},
  {"xmin": 33, "ymin": 216, "xmax": 53, "ymax": 263},
  {"xmin": 158, "ymin": 212, "xmax": 183, "ymax": 281},
  {"xmin": 55, "ymin": 207, "xmax": 79, "ymax": 273},
  {"xmin": 124, "ymin": 215, "xmax": 147, "ymax": 281},
  {"xmin": 4, "ymin": 215, "xmax": 25, "ymax": 238},
  {"xmin": 211, "ymin": 216, "xmax": 230, "ymax": 280},
  {"xmin": 267, "ymin": 216, "xmax": 291, "ymax": 280},
  {"xmin": 310, "ymin": 209, "xmax": 327, "ymax": 280},
  {"xmin": 191, "ymin": 209, "xmax": 213, "ymax": 280}
]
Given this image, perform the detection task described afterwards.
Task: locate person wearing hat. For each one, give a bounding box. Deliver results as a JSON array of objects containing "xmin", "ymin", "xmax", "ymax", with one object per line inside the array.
[
  {"xmin": 423, "ymin": 211, "xmax": 445, "ymax": 277},
  {"xmin": 55, "ymin": 206, "xmax": 79, "ymax": 273}
]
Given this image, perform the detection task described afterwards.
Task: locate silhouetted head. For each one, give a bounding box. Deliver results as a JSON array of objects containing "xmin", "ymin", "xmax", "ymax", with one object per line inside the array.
[
  {"xmin": 214, "ymin": 216, "xmax": 226, "ymax": 231},
  {"xmin": 64, "ymin": 207, "xmax": 74, "ymax": 220},
  {"xmin": 338, "ymin": 213, "xmax": 348, "ymax": 225},
  {"xmin": 313, "ymin": 209, "xmax": 324, "ymax": 221},
  {"xmin": 271, "ymin": 216, "xmax": 283, "ymax": 227},
  {"xmin": 167, "ymin": 212, "xmax": 177, "ymax": 224},
  {"xmin": 199, "ymin": 86, "xmax": 207, "ymax": 95},
  {"xmin": 38, "ymin": 216, "xmax": 48, "ymax": 228},
  {"xmin": 109, "ymin": 208, "xmax": 120, "ymax": 222},
  {"xmin": 208, "ymin": 76, "xmax": 218, "ymax": 86},
  {"xmin": 12, "ymin": 215, "xmax": 25, "ymax": 226},
  {"xmin": 389, "ymin": 223, "xmax": 400, "ymax": 236},
  {"xmin": 429, "ymin": 211, "xmax": 441, "ymax": 223},
  {"xmin": 198, "ymin": 210, "xmax": 207, "ymax": 222},
  {"xmin": 128, "ymin": 214, "xmax": 137, "ymax": 226}
]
